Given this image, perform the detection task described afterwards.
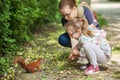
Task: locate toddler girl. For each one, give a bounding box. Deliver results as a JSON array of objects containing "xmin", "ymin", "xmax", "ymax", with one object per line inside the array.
[{"xmin": 65, "ymin": 18, "xmax": 111, "ymax": 75}]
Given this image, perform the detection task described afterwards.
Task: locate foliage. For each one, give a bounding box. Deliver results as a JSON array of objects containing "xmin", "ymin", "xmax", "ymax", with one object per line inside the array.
[
  {"xmin": 0, "ymin": 0, "xmax": 42, "ymax": 76},
  {"xmin": 112, "ymin": 47, "xmax": 120, "ymax": 54},
  {"xmin": 97, "ymin": 13, "xmax": 108, "ymax": 28},
  {"xmin": 38, "ymin": 0, "xmax": 60, "ymax": 23},
  {"xmin": 0, "ymin": 0, "xmax": 61, "ymax": 78},
  {"xmin": 0, "ymin": 0, "xmax": 40, "ymax": 56},
  {"xmin": 0, "ymin": 57, "xmax": 10, "ymax": 75},
  {"xmin": 0, "ymin": 57, "xmax": 15, "ymax": 80},
  {"xmin": 113, "ymin": 71, "xmax": 120, "ymax": 79},
  {"xmin": 30, "ymin": 0, "xmax": 61, "ymax": 33}
]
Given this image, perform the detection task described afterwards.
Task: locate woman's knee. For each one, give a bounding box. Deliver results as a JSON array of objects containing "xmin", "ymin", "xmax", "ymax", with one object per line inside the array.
[{"xmin": 58, "ymin": 33, "xmax": 71, "ymax": 47}]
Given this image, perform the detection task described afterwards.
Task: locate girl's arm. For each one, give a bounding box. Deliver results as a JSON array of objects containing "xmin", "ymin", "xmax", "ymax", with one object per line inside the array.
[
  {"xmin": 68, "ymin": 37, "xmax": 79, "ymax": 60},
  {"xmin": 70, "ymin": 37, "xmax": 79, "ymax": 49}
]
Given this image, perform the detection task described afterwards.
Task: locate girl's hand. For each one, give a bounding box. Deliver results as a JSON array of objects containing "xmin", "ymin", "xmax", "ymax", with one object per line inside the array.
[
  {"xmin": 69, "ymin": 53, "xmax": 76, "ymax": 60},
  {"xmin": 71, "ymin": 49, "xmax": 79, "ymax": 55},
  {"xmin": 68, "ymin": 49, "xmax": 79, "ymax": 60}
]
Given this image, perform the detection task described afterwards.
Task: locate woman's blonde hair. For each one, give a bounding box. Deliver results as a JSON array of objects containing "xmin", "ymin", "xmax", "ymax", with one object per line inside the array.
[{"xmin": 65, "ymin": 18, "xmax": 93, "ymax": 37}]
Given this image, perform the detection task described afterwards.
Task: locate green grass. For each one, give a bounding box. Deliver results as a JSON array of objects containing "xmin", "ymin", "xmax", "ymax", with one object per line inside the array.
[
  {"xmin": 112, "ymin": 71, "xmax": 120, "ymax": 79},
  {"xmin": 10, "ymin": 23, "xmax": 96, "ymax": 80},
  {"xmin": 112, "ymin": 47, "xmax": 120, "ymax": 54},
  {"xmin": 97, "ymin": 13, "xmax": 108, "ymax": 28}
]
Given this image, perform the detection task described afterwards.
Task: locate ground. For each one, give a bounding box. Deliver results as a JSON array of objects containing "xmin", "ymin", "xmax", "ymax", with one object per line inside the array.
[{"xmin": 13, "ymin": 2, "xmax": 120, "ymax": 80}]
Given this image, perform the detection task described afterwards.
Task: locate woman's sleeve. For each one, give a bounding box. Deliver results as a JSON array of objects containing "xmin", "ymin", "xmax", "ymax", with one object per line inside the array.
[
  {"xmin": 83, "ymin": 6, "xmax": 100, "ymax": 28},
  {"xmin": 83, "ymin": 6, "xmax": 94, "ymax": 25}
]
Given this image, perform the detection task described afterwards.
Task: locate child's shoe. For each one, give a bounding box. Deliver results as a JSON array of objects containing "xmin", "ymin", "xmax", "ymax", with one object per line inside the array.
[
  {"xmin": 84, "ymin": 64, "xmax": 99, "ymax": 75},
  {"xmin": 80, "ymin": 63, "xmax": 90, "ymax": 70}
]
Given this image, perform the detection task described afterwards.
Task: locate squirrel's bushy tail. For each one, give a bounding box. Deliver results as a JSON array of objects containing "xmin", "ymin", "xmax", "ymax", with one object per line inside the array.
[{"xmin": 13, "ymin": 57, "xmax": 26, "ymax": 68}]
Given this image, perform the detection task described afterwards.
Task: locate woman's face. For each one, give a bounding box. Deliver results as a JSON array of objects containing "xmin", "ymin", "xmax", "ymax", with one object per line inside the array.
[{"xmin": 60, "ymin": 5, "xmax": 77, "ymax": 21}]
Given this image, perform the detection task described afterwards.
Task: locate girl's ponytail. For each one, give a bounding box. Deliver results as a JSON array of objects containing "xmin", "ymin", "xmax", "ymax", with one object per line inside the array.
[{"xmin": 80, "ymin": 18, "xmax": 94, "ymax": 37}]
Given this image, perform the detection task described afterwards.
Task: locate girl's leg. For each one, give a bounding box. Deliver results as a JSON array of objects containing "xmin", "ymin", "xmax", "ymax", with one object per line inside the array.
[
  {"xmin": 82, "ymin": 42, "xmax": 108, "ymax": 75},
  {"xmin": 58, "ymin": 32, "xmax": 71, "ymax": 47},
  {"xmin": 83, "ymin": 42, "xmax": 107, "ymax": 65}
]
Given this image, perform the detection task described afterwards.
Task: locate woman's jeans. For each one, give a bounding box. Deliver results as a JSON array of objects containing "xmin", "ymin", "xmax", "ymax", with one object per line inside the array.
[{"xmin": 58, "ymin": 32, "xmax": 71, "ymax": 47}]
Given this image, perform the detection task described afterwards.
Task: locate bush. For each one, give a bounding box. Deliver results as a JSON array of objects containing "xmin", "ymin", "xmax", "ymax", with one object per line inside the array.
[
  {"xmin": 97, "ymin": 13, "xmax": 108, "ymax": 28},
  {"xmin": 0, "ymin": 0, "xmax": 60, "ymax": 77},
  {"xmin": 0, "ymin": 0, "xmax": 40, "ymax": 56}
]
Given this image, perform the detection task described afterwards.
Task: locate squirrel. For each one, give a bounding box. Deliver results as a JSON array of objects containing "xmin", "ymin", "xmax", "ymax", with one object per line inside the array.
[{"xmin": 13, "ymin": 57, "xmax": 42, "ymax": 73}]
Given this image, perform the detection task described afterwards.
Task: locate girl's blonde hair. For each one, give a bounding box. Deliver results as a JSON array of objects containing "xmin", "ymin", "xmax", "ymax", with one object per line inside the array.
[{"xmin": 65, "ymin": 18, "xmax": 93, "ymax": 37}]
